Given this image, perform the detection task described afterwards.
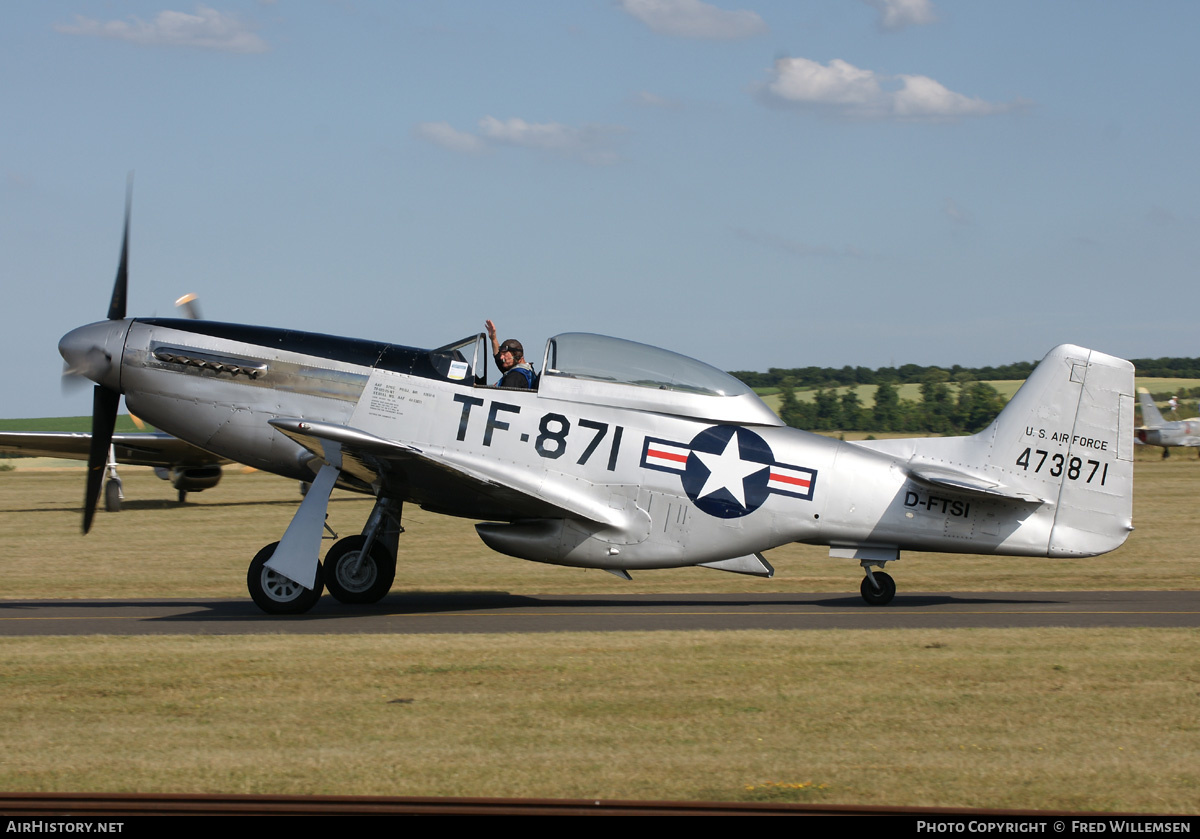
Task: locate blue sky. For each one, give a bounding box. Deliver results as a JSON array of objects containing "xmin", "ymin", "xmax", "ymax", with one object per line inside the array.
[{"xmin": 3, "ymin": 1, "xmax": 1198, "ymax": 418}]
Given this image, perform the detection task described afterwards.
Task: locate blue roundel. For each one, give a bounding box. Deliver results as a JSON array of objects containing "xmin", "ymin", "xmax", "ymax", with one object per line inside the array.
[{"xmin": 681, "ymin": 426, "xmax": 775, "ymax": 519}]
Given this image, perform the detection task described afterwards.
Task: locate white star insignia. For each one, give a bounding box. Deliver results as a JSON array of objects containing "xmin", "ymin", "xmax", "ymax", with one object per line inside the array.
[{"xmin": 692, "ymin": 432, "xmax": 766, "ymax": 509}]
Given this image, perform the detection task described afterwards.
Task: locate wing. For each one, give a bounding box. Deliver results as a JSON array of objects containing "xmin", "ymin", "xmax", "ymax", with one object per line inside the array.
[
  {"xmin": 0, "ymin": 431, "xmax": 225, "ymax": 468},
  {"xmin": 269, "ymin": 418, "xmax": 623, "ymax": 526}
]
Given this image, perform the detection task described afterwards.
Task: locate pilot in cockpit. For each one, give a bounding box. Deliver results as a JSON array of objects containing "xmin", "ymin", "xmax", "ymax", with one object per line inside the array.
[{"xmin": 485, "ymin": 319, "xmax": 536, "ymax": 389}]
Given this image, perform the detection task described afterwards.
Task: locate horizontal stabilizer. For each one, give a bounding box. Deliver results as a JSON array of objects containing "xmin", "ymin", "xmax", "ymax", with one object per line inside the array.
[{"xmin": 906, "ymin": 464, "xmax": 1045, "ymax": 503}]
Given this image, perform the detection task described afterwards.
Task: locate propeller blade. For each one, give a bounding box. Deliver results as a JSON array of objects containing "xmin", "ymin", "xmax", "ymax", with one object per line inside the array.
[
  {"xmin": 83, "ymin": 386, "xmax": 119, "ymax": 533},
  {"xmin": 106, "ymin": 175, "xmax": 132, "ymax": 321},
  {"xmin": 60, "ymin": 345, "xmax": 112, "ymax": 385},
  {"xmin": 61, "ymin": 361, "xmax": 91, "ymax": 394}
]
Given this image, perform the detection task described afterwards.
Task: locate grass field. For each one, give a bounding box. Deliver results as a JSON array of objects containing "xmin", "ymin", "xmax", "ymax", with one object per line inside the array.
[
  {"xmin": 0, "ymin": 452, "xmax": 1197, "ymax": 811},
  {"xmin": 0, "ymin": 415, "xmax": 149, "ymax": 434}
]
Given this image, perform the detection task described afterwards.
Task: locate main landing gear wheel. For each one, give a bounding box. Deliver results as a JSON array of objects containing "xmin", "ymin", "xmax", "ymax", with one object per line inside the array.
[
  {"xmin": 247, "ymin": 541, "xmax": 324, "ymax": 615},
  {"xmin": 323, "ymin": 535, "xmax": 396, "ymax": 604},
  {"xmin": 104, "ymin": 480, "xmax": 121, "ymax": 513},
  {"xmin": 860, "ymin": 571, "xmax": 896, "ymax": 606}
]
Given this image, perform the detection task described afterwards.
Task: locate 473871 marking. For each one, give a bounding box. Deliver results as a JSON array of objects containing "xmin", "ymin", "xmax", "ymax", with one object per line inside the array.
[{"xmin": 1015, "ymin": 448, "xmax": 1109, "ymax": 484}]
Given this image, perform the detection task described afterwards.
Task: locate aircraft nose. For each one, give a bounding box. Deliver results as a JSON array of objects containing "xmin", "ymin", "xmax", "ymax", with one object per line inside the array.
[{"xmin": 59, "ymin": 319, "xmax": 131, "ymax": 391}]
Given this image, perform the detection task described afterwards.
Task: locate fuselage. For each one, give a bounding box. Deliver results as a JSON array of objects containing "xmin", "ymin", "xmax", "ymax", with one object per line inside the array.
[{"xmin": 1136, "ymin": 421, "xmax": 1200, "ymax": 448}]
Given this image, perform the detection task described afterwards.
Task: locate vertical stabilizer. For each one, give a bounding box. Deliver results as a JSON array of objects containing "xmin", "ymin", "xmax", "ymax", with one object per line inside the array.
[{"xmin": 1137, "ymin": 388, "xmax": 1166, "ymax": 427}]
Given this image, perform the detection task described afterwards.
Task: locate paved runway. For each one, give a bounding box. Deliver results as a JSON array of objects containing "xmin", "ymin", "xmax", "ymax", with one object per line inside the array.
[{"xmin": 0, "ymin": 590, "xmax": 1196, "ymax": 635}]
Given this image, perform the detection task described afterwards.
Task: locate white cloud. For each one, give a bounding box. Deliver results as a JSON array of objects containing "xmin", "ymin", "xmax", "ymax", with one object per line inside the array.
[
  {"xmin": 863, "ymin": 0, "xmax": 938, "ymax": 32},
  {"xmin": 618, "ymin": 0, "xmax": 766, "ymax": 40},
  {"xmin": 478, "ymin": 117, "xmax": 625, "ymax": 165},
  {"xmin": 767, "ymin": 58, "xmax": 882, "ymax": 109},
  {"xmin": 891, "ymin": 74, "xmax": 1001, "ymax": 118},
  {"xmin": 55, "ymin": 4, "xmax": 268, "ymax": 53},
  {"xmin": 415, "ymin": 117, "xmax": 626, "ymax": 165},
  {"xmin": 414, "ymin": 122, "xmax": 487, "ymax": 155},
  {"xmin": 762, "ymin": 57, "xmax": 1018, "ymax": 120}
]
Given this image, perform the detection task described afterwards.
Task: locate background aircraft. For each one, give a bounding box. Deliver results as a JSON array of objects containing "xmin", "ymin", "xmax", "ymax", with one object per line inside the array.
[
  {"xmin": 1135, "ymin": 388, "xmax": 1200, "ymax": 457},
  {"xmin": 0, "ymin": 429, "xmax": 226, "ymax": 509},
  {"xmin": 56, "ymin": 189, "xmax": 1136, "ymax": 614}
]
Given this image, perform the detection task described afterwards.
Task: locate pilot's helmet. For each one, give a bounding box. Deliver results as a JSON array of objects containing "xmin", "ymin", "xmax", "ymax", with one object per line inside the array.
[{"xmin": 499, "ymin": 339, "xmax": 524, "ymax": 359}]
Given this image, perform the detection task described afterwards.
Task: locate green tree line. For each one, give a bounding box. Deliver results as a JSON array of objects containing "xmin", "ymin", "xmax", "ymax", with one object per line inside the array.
[
  {"xmin": 731, "ymin": 356, "xmax": 1200, "ymax": 390},
  {"xmin": 774, "ymin": 374, "xmax": 1007, "ymax": 434},
  {"xmin": 732, "ymin": 356, "xmax": 1200, "ymax": 434}
]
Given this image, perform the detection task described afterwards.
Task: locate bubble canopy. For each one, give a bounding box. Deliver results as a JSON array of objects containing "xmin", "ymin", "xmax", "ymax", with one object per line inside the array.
[
  {"xmin": 542, "ymin": 333, "xmax": 750, "ymax": 395},
  {"xmin": 538, "ymin": 333, "xmax": 782, "ymax": 426}
]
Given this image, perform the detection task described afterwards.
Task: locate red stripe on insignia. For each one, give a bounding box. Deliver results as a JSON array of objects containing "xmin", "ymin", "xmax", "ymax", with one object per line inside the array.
[
  {"xmin": 769, "ymin": 471, "xmax": 810, "ymax": 487},
  {"xmin": 649, "ymin": 448, "xmax": 688, "ymax": 463}
]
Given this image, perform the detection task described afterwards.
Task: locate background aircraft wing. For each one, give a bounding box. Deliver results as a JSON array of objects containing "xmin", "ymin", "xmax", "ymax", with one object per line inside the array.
[
  {"xmin": 270, "ymin": 418, "xmax": 623, "ymax": 525},
  {"xmin": 0, "ymin": 431, "xmax": 225, "ymax": 468}
]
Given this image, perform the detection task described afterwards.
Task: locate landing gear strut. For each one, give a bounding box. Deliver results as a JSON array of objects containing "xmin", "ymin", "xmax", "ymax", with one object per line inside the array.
[
  {"xmin": 244, "ymin": 488, "xmax": 403, "ymax": 615},
  {"xmin": 103, "ymin": 444, "xmax": 122, "ymax": 512}
]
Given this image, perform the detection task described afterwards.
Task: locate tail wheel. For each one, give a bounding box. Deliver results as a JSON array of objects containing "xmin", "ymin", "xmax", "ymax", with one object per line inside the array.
[
  {"xmin": 860, "ymin": 571, "xmax": 896, "ymax": 606},
  {"xmin": 247, "ymin": 541, "xmax": 324, "ymax": 615},
  {"xmin": 323, "ymin": 535, "xmax": 396, "ymax": 604}
]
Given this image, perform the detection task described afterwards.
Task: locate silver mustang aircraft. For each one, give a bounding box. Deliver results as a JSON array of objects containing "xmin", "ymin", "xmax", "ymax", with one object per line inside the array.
[
  {"xmin": 0, "ymin": 429, "xmax": 224, "ymax": 509},
  {"xmin": 58, "ymin": 195, "xmax": 1137, "ymax": 613},
  {"xmin": 1135, "ymin": 388, "xmax": 1200, "ymax": 457}
]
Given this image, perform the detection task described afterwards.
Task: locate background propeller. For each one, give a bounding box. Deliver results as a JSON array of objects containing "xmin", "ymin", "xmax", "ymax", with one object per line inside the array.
[
  {"xmin": 81, "ymin": 177, "xmax": 132, "ymax": 533},
  {"xmin": 174, "ymin": 292, "xmax": 201, "ymax": 319}
]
